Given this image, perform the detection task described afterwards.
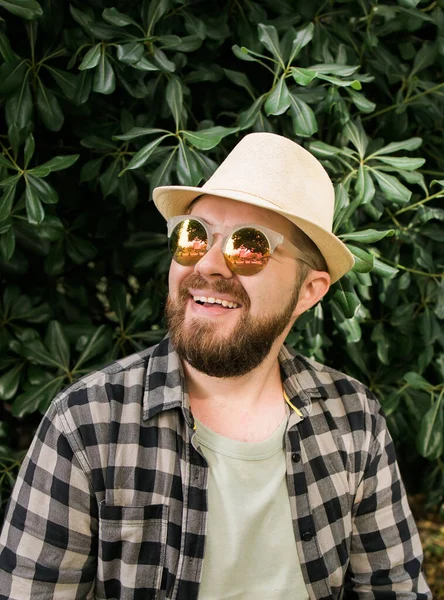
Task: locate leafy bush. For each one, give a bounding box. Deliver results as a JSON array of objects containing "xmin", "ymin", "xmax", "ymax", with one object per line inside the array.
[{"xmin": 0, "ymin": 0, "xmax": 443, "ymax": 517}]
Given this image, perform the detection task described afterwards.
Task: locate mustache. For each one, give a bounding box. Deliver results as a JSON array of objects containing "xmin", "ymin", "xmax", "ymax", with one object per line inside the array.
[{"xmin": 178, "ymin": 272, "xmax": 251, "ymax": 308}]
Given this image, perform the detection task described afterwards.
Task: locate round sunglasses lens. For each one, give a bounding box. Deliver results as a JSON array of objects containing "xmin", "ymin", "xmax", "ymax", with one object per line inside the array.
[
  {"xmin": 224, "ymin": 228, "xmax": 270, "ymax": 275},
  {"xmin": 170, "ymin": 219, "xmax": 208, "ymax": 266}
]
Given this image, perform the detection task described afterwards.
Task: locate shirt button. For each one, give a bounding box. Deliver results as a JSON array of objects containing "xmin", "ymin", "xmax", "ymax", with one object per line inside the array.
[
  {"xmin": 302, "ymin": 531, "xmax": 313, "ymax": 542},
  {"xmin": 291, "ymin": 453, "xmax": 301, "ymax": 463}
]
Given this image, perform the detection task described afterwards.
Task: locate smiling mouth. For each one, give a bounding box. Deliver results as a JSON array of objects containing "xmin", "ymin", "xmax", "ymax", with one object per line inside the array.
[{"xmin": 192, "ymin": 295, "xmax": 241, "ymax": 309}]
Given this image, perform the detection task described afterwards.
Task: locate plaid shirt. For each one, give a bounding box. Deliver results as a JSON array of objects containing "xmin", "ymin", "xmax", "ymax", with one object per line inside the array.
[{"xmin": 0, "ymin": 336, "xmax": 431, "ymax": 599}]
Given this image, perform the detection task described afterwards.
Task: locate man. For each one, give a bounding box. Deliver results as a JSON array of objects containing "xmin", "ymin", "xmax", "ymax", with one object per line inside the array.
[{"xmin": 0, "ymin": 133, "xmax": 431, "ymax": 599}]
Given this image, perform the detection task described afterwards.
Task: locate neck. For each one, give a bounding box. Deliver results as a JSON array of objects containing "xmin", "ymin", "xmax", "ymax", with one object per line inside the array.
[{"xmin": 183, "ymin": 338, "xmax": 287, "ymax": 441}]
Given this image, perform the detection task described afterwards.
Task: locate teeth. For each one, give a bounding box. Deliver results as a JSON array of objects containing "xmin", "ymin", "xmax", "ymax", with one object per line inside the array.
[{"xmin": 193, "ymin": 295, "xmax": 239, "ymax": 309}]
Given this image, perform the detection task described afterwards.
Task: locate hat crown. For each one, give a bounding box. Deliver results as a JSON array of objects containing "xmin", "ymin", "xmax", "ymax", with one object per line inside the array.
[{"xmin": 202, "ymin": 133, "xmax": 334, "ymax": 232}]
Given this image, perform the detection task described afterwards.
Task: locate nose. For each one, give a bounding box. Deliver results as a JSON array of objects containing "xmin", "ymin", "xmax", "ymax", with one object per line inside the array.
[{"xmin": 195, "ymin": 236, "xmax": 233, "ymax": 279}]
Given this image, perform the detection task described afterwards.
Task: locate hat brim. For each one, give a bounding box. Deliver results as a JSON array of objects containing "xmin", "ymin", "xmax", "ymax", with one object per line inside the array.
[{"xmin": 153, "ymin": 185, "xmax": 354, "ymax": 284}]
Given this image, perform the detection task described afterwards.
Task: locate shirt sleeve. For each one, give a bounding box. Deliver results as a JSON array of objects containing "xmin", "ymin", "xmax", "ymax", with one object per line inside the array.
[
  {"xmin": 346, "ymin": 405, "xmax": 432, "ymax": 599},
  {"xmin": 0, "ymin": 402, "xmax": 98, "ymax": 600}
]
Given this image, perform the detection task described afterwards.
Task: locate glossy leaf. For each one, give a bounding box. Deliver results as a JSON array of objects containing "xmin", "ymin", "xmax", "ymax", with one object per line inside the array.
[
  {"xmin": 176, "ymin": 142, "xmax": 203, "ymax": 186},
  {"xmin": 36, "ymin": 81, "xmax": 64, "ymax": 131},
  {"xmin": 0, "ymin": 362, "xmax": 22, "ymax": 400},
  {"xmin": 417, "ymin": 396, "xmax": 444, "ymax": 461},
  {"xmin": 347, "ymin": 244, "xmax": 374, "ymax": 273},
  {"xmin": 370, "ymin": 137, "xmax": 422, "ymax": 156},
  {"xmin": 25, "ymin": 183, "xmax": 44, "ymax": 224},
  {"xmin": 23, "ymin": 133, "xmax": 35, "ymax": 168},
  {"xmin": 288, "ymin": 93, "xmax": 317, "ymax": 137},
  {"xmin": 258, "ymin": 24, "xmax": 284, "ymax": 64},
  {"xmin": 102, "ymin": 7, "xmax": 139, "ymax": 27},
  {"xmin": 27, "ymin": 175, "xmax": 58, "ymax": 204},
  {"xmin": 29, "ymin": 154, "xmax": 79, "ymax": 176},
  {"xmin": 5, "ymin": 79, "xmax": 32, "ymax": 130},
  {"xmin": 93, "ymin": 53, "xmax": 116, "ymax": 95},
  {"xmin": 332, "ymin": 276, "xmax": 361, "ymax": 318},
  {"xmin": 79, "ymin": 44, "xmax": 101, "ymax": 70},
  {"xmin": 74, "ymin": 325, "xmax": 113, "ymax": 370},
  {"xmin": 291, "ymin": 67, "xmax": 317, "ymax": 86},
  {"xmin": 45, "ymin": 321, "xmax": 70, "ymax": 368},
  {"xmin": 0, "ymin": 0, "xmax": 42, "ymax": 20},
  {"xmin": 166, "ymin": 77, "xmax": 183, "ymax": 129},
  {"xmin": 183, "ymin": 127, "xmax": 237, "ymax": 151},
  {"xmin": 355, "ymin": 166, "xmax": 375, "ymax": 205},
  {"xmin": 12, "ymin": 378, "xmax": 64, "ymax": 418},
  {"xmin": 373, "ymin": 156, "xmax": 425, "ymax": 171},
  {"xmin": 340, "ymin": 229, "xmax": 395, "ymax": 243},
  {"xmin": 123, "ymin": 134, "xmax": 172, "ymax": 172},
  {"xmin": 288, "ymin": 23, "xmax": 314, "ymax": 63},
  {"xmin": 116, "ymin": 42, "xmax": 144, "ymax": 64},
  {"xmin": 371, "ymin": 169, "xmax": 411, "ymax": 203},
  {"xmin": 264, "ymin": 76, "xmax": 291, "ymax": 116}
]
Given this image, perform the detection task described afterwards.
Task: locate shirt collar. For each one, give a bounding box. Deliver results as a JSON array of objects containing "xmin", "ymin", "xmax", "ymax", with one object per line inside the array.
[{"xmin": 143, "ymin": 335, "xmax": 326, "ymax": 425}]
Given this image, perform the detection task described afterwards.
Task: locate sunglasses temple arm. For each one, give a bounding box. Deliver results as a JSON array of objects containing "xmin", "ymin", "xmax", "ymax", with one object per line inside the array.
[{"xmin": 281, "ymin": 239, "xmax": 319, "ymax": 271}]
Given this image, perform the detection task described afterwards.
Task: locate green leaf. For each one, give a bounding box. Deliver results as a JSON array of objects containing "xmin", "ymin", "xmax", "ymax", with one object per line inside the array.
[
  {"xmin": 123, "ymin": 134, "xmax": 172, "ymax": 172},
  {"xmin": 355, "ymin": 166, "xmax": 375, "ymax": 205},
  {"xmin": 288, "ymin": 22, "xmax": 314, "ymax": 63},
  {"xmin": 257, "ymin": 23, "xmax": 283, "ymax": 64},
  {"xmin": 223, "ymin": 69, "xmax": 254, "ymax": 95},
  {"xmin": 0, "ymin": 0, "xmax": 42, "ymax": 20},
  {"xmin": 176, "ymin": 142, "xmax": 203, "ymax": 186},
  {"xmin": 166, "ymin": 77, "xmax": 183, "ymax": 129},
  {"xmin": 132, "ymin": 57, "xmax": 159, "ymax": 72},
  {"xmin": 27, "ymin": 175, "xmax": 58, "ymax": 204},
  {"xmin": 153, "ymin": 48, "xmax": 175, "ymax": 72},
  {"xmin": 308, "ymin": 141, "xmax": 342, "ymax": 158},
  {"xmin": 109, "ymin": 281, "xmax": 127, "ymax": 327},
  {"xmin": 0, "ymin": 227, "xmax": 15, "ymax": 261},
  {"xmin": 0, "ymin": 362, "xmax": 23, "ymax": 400},
  {"xmin": 0, "ymin": 58, "xmax": 28, "ymax": 95},
  {"xmin": 8, "ymin": 123, "xmax": 20, "ymax": 158},
  {"xmin": 373, "ymin": 156, "xmax": 425, "ymax": 171},
  {"xmin": 0, "ymin": 185, "xmax": 16, "ymax": 221},
  {"xmin": 371, "ymin": 257, "xmax": 399, "ymax": 278},
  {"xmin": 143, "ymin": 0, "xmax": 170, "ymax": 34},
  {"xmin": 116, "ymin": 42, "xmax": 144, "ymax": 64},
  {"xmin": 5, "ymin": 79, "xmax": 32, "ymax": 130},
  {"xmin": 347, "ymin": 244, "xmax": 374, "ymax": 273},
  {"xmin": 25, "ymin": 183, "xmax": 45, "ymax": 224},
  {"xmin": 288, "ymin": 93, "xmax": 317, "ymax": 137},
  {"xmin": 45, "ymin": 321, "xmax": 70, "ymax": 368},
  {"xmin": 23, "ymin": 133, "xmax": 35, "ymax": 169},
  {"xmin": 416, "ymin": 395, "xmax": 444, "ymax": 460},
  {"xmin": 36, "ymin": 81, "xmax": 64, "ymax": 131},
  {"xmin": 47, "ymin": 67, "xmax": 78, "ymax": 101},
  {"xmin": 346, "ymin": 89, "xmax": 376, "ymax": 113},
  {"xmin": 78, "ymin": 44, "xmax": 101, "ymax": 70},
  {"xmin": 308, "ymin": 63, "xmax": 359, "ymax": 76},
  {"xmin": 12, "ymin": 378, "xmax": 64, "ymax": 418},
  {"xmin": 371, "ymin": 169, "xmax": 412, "ymax": 203},
  {"xmin": 264, "ymin": 76, "xmax": 291, "ymax": 116},
  {"xmin": 114, "ymin": 127, "xmax": 168, "ymax": 141},
  {"xmin": 339, "ymin": 229, "xmax": 395, "ymax": 243},
  {"xmin": 370, "ymin": 137, "xmax": 422, "ymax": 157},
  {"xmin": 29, "ymin": 154, "xmax": 79, "ymax": 175},
  {"xmin": 65, "ymin": 234, "xmax": 97, "ymax": 264},
  {"xmin": 291, "ymin": 67, "xmax": 317, "ymax": 86},
  {"xmin": 343, "ymin": 120, "xmax": 368, "ymax": 157},
  {"xmin": 102, "ymin": 7, "xmax": 139, "ymax": 27},
  {"xmin": 75, "ymin": 69, "xmax": 92, "ymax": 105},
  {"xmin": 232, "ymin": 44, "xmax": 258, "ymax": 63},
  {"xmin": 332, "ymin": 275, "xmax": 361, "ymax": 318},
  {"xmin": 93, "ymin": 53, "xmax": 116, "ymax": 95},
  {"xmin": 182, "ymin": 126, "xmax": 237, "ymax": 151},
  {"xmin": 238, "ymin": 95, "xmax": 266, "ymax": 130},
  {"xmin": 74, "ymin": 325, "xmax": 112, "ymax": 370},
  {"xmin": 19, "ymin": 337, "xmax": 60, "ymax": 368}
]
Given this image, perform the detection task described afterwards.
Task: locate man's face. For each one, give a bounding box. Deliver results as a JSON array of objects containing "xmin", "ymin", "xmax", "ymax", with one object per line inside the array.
[{"xmin": 166, "ymin": 195, "xmax": 306, "ymax": 377}]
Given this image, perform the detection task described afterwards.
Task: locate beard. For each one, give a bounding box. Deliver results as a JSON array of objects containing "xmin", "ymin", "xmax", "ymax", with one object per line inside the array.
[{"xmin": 165, "ymin": 272, "xmax": 302, "ymax": 378}]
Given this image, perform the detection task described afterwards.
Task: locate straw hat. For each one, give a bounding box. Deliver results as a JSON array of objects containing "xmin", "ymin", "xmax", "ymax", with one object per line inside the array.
[{"xmin": 153, "ymin": 132, "xmax": 354, "ymax": 283}]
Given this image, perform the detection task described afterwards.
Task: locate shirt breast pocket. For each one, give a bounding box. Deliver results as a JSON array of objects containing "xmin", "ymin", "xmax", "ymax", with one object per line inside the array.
[{"xmin": 97, "ymin": 503, "xmax": 169, "ymax": 600}]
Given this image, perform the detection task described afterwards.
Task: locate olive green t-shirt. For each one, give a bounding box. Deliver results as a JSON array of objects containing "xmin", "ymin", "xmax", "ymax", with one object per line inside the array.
[{"xmin": 194, "ymin": 416, "xmax": 309, "ymax": 600}]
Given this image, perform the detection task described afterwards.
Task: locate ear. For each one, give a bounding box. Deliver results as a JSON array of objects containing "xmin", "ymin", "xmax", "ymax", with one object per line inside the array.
[{"xmin": 292, "ymin": 270, "xmax": 331, "ymax": 319}]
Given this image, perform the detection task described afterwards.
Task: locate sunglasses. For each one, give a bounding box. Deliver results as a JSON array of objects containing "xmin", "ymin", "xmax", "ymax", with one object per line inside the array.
[{"xmin": 167, "ymin": 215, "xmax": 317, "ymax": 276}]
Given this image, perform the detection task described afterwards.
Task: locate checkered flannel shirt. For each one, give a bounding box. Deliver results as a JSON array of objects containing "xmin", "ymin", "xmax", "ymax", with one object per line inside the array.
[{"xmin": 0, "ymin": 336, "xmax": 431, "ymax": 599}]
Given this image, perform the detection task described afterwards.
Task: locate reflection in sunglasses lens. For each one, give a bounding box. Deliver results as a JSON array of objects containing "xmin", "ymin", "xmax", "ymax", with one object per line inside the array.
[
  {"xmin": 170, "ymin": 219, "xmax": 208, "ymax": 265},
  {"xmin": 224, "ymin": 228, "xmax": 270, "ymax": 275}
]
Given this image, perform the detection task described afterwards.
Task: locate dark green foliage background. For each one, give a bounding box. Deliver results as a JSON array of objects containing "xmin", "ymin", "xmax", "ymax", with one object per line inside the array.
[{"xmin": 0, "ymin": 0, "xmax": 443, "ymax": 517}]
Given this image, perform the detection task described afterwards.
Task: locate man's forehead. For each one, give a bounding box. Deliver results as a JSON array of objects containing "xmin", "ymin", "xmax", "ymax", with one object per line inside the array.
[{"xmin": 188, "ymin": 194, "xmax": 296, "ymax": 237}]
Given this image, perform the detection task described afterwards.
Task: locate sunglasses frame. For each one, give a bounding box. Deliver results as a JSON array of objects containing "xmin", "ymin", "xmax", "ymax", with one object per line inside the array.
[{"xmin": 167, "ymin": 215, "xmax": 318, "ymax": 273}]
